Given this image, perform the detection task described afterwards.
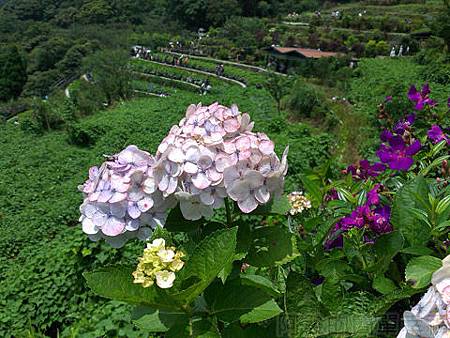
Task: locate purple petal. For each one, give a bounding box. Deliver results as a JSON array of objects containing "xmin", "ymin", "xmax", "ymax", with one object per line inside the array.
[
  {"xmin": 405, "ymin": 140, "xmax": 421, "ymax": 156},
  {"xmin": 389, "ymin": 156, "xmax": 414, "ymax": 171}
]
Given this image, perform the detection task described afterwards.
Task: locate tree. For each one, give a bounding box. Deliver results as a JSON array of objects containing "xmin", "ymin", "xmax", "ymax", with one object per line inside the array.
[
  {"xmin": 365, "ymin": 40, "xmax": 377, "ymax": 57},
  {"xmin": 0, "ymin": 44, "xmax": 27, "ymax": 101},
  {"xmin": 264, "ymin": 73, "xmax": 291, "ymax": 113},
  {"xmin": 83, "ymin": 49, "xmax": 132, "ymax": 105},
  {"xmin": 433, "ymin": 7, "xmax": 450, "ymax": 51}
]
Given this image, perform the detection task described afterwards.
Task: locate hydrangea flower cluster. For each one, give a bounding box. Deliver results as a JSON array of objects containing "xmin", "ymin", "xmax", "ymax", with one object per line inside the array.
[
  {"xmin": 397, "ymin": 255, "xmax": 450, "ymax": 338},
  {"xmin": 153, "ymin": 102, "xmax": 288, "ymax": 219},
  {"xmin": 345, "ymin": 159, "xmax": 386, "ymax": 180},
  {"xmin": 325, "ymin": 184, "xmax": 392, "ymax": 250},
  {"xmin": 132, "ymin": 238, "xmax": 184, "ymax": 289},
  {"xmin": 79, "ymin": 145, "xmax": 176, "ymax": 248},
  {"xmin": 287, "ymin": 191, "xmax": 311, "ymax": 215},
  {"xmin": 79, "ymin": 103, "xmax": 288, "ymax": 246},
  {"xmin": 408, "ymin": 84, "xmax": 436, "ymax": 110},
  {"xmin": 376, "ymin": 115, "xmax": 421, "ymax": 171}
]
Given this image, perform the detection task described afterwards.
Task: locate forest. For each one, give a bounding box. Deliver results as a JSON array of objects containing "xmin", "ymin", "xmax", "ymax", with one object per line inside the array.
[{"xmin": 1, "ymin": 0, "xmax": 450, "ymax": 337}]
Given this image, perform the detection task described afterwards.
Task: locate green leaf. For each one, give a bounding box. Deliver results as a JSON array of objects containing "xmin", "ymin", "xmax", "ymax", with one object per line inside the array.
[
  {"xmin": 172, "ymin": 227, "xmax": 238, "ymax": 304},
  {"xmin": 316, "ymin": 314, "xmax": 379, "ymax": 337},
  {"xmin": 164, "ymin": 317, "xmax": 221, "ymax": 338},
  {"xmin": 165, "ymin": 205, "xmax": 204, "ymax": 232},
  {"xmin": 300, "ymin": 174, "xmax": 323, "ymax": 206},
  {"xmin": 241, "ymin": 274, "xmax": 281, "ymax": 297},
  {"xmin": 401, "ymin": 246, "xmax": 434, "ymax": 256},
  {"xmin": 222, "ymin": 322, "xmax": 279, "ymax": 338},
  {"xmin": 436, "ymin": 194, "xmax": 450, "ymax": 214},
  {"xmin": 373, "ymin": 286, "xmax": 422, "ymax": 315},
  {"xmin": 285, "ymin": 273, "xmax": 325, "ymax": 337},
  {"xmin": 246, "ymin": 226, "xmax": 298, "ymax": 267},
  {"xmin": 370, "ymin": 231, "xmax": 404, "ymax": 274},
  {"xmin": 131, "ymin": 306, "xmax": 188, "ymax": 332},
  {"xmin": 83, "ymin": 266, "xmax": 181, "ymax": 310},
  {"xmin": 251, "ymin": 196, "xmax": 290, "ymax": 215},
  {"xmin": 419, "ymin": 155, "xmax": 450, "ymax": 176},
  {"xmin": 405, "ymin": 255, "xmax": 442, "ymax": 289},
  {"xmin": 372, "ymin": 276, "xmax": 397, "ymax": 295},
  {"xmin": 208, "ymin": 282, "xmax": 282, "ymax": 324},
  {"xmin": 391, "ymin": 176, "xmax": 431, "ymax": 246},
  {"xmin": 240, "ymin": 299, "xmax": 282, "ymax": 324}
]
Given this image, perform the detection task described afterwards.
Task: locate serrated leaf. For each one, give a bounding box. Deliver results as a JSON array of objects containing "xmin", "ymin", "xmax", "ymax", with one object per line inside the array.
[
  {"xmin": 401, "ymin": 246, "xmax": 434, "ymax": 256},
  {"xmin": 370, "ymin": 231, "xmax": 404, "ymax": 274},
  {"xmin": 209, "ymin": 282, "xmax": 282, "ymax": 324},
  {"xmin": 251, "ymin": 196, "xmax": 290, "ymax": 215},
  {"xmin": 241, "ymin": 274, "xmax": 280, "ymax": 297},
  {"xmin": 285, "ymin": 273, "xmax": 325, "ymax": 337},
  {"xmin": 165, "ymin": 205, "xmax": 204, "ymax": 232},
  {"xmin": 316, "ymin": 314, "xmax": 379, "ymax": 337},
  {"xmin": 131, "ymin": 306, "xmax": 188, "ymax": 332},
  {"xmin": 83, "ymin": 266, "xmax": 181, "ymax": 310},
  {"xmin": 300, "ymin": 174, "xmax": 323, "ymax": 206},
  {"xmin": 246, "ymin": 226, "xmax": 298, "ymax": 267},
  {"xmin": 172, "ymin": 227, "xmax": 238, "ymax": 304},
  {"xmin": 372, "ymin": 276, "xmax": 397, "ymax": 295},
  {"xmin": 222, "ymin": 322, "xmax": 279, "ymax": 338},
  {"xmin": 391, "ymin": 176, "xmax": 431, "ymax": 246},
  {"xmin": 405, "ymin": 255, "xmax": 442, "ymax": 289}
]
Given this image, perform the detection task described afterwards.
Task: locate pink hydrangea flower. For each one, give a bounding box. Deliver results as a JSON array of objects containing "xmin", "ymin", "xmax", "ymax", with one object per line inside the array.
[{"xmin": 80, "ymin": 103, "xmax": 289, "ymax": 246}]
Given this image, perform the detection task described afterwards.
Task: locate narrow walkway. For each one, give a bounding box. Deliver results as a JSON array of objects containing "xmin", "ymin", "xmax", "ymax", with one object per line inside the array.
[
  {"xmin": 163, "ymin": 51, "xmax": 269, "ymax": 74},
  {"xmin": 132, "ymin": 71, "xmax": 201, "ymax": 90},
  {"xmin": 138, "ymin": 59, "xmax": 247, "ymax": 88},
  {"xmin": 163, "ymin": 51, "xmax": 287, "ymax": 77},
  {"xmin": 133, "ymin": 90, "xmax": 168, "ymax": 97}
]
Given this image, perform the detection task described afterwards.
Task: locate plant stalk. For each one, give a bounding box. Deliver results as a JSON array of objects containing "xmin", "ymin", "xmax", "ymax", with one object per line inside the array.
[{"xmin": 224, "ymin": 198, "xmax": 232, "ymax": 227}]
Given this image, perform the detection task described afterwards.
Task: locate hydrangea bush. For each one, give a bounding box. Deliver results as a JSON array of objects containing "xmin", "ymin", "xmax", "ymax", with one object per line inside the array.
[{"xmin": 80, "ymin": 87, "xmax": 450, "ymax": 337}]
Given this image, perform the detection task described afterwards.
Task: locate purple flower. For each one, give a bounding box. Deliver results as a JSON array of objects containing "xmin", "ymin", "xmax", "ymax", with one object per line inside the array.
[
  {"xmin": 376, "ymin": 136, "xmax": 421, "ymax": 171},
  {"xmin": 367, "ymin": 184, "xmax": 381, "ymax": 206},
  {"xmin": 346, "ymin": 160, "xmax": 386, "ymax": 180},
  {"xmin": 370, "ymin": 205, "xmax": 392, "ymax": 234},
  {"xmin": 324, "ymin": 224, "xmax": 344, "ymax": 250},
  {"xmin": 311, "ymin": 276, "xmax": 325, "ymax": 285},
  {"xmin": 324, "ymin": 199, "xmax": 392, "ymax": 250},
  {"xmin": 427, "ymin": 125, "xmax": 449, "ymax": 144},
  {"xmin": 385, "ymin": 96, "xmax": 393, "ymax": 102},
  {"xmin": 408, "ymin": 84, "xmax": 436, "ymax": 110},
  {"xmin": 393, "ymin": 113, "xmax": 415, "ymax": 135},
  {"xmin": 380, "ymin": 129, "xmax": 394, "ymax": 142},
  {"xmin": 325, "ymin": 188, "xmax": 339, "ymax": 202}
]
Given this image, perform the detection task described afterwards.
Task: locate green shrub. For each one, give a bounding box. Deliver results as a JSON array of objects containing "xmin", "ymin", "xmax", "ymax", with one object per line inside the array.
[
  {"xmin": 66, "ymin": 121, "xmax": 105, "ymax": 147},
  {"xmin": 284, "ymin": 79, "xmax": 325, "ymax": 120}
]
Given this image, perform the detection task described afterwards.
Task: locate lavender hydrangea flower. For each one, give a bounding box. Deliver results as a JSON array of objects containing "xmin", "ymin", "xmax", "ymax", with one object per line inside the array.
[
  {"xmin": 79, "ymin": 145, "xmax": 172, "ymax": 247},
  {"xmin": 408, "ymin": 84, "xmax": 436, "ymax": 110}
]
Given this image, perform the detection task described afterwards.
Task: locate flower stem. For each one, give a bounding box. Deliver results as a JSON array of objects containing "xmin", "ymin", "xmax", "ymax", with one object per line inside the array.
[{"xmin": 225, "ymin": 198, "xmax": 233, "ymax": 227}]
